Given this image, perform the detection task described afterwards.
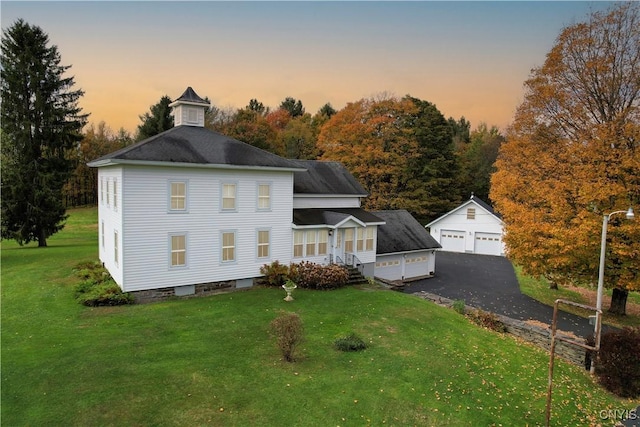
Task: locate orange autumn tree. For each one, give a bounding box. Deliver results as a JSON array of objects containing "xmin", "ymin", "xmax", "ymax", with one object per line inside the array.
[
  {"xmin": 491, "ymin": 3, "xmax": 640, "ymax": 315},
  {"xmin": 317, "ymin": 95, "xmax": 459, "ymax": 220}
]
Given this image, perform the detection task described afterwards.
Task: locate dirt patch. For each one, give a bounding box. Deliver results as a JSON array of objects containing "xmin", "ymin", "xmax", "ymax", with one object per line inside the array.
[{"xmin": 565, "ymin": 285, "xmax": 640, "ymax": 317}]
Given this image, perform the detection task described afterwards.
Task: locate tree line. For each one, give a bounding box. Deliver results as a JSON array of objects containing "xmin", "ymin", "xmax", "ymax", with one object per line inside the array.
[{"xmin": 67, "ymin": 92, "xmax": 503, "ymax": 224}]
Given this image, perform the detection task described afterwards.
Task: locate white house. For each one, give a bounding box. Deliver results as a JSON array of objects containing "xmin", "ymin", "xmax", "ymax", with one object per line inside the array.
[
  {"xmin": 373, "ymin": 210, "xmax": 441, "ymax": 282},
  {"xmin": 425, "ymin": 195, "xmax": 505, "ymax": 256},
  {"xmin": 90, "ymin": 87, "xmax": 440, "ymax": 300}
]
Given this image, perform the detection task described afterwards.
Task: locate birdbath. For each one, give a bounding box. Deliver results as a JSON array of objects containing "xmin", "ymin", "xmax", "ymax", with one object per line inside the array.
[{"xmin": 282, "ymin": 280, "xmax": 297, "ymax": 302}]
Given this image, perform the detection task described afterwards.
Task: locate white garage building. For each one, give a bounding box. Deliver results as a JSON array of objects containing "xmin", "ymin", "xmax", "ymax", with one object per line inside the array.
[{"xmin": 425, "ymin": 195, "xmax": 505, "ymax": 256}]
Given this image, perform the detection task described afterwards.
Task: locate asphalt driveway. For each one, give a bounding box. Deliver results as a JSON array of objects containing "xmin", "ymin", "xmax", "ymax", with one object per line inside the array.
[{"xmin": 403, "ymin": 251, "xmax": 607, "ymax": 338}]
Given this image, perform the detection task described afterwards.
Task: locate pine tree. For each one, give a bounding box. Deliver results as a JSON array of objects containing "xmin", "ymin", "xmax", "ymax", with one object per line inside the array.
[{"xmin": 1, "ymin": 20, "xmax": 88, "ymax": 246}]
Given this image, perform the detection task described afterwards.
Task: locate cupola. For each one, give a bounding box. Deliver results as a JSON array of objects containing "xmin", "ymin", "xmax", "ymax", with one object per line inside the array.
[{"xmin": 169, "ymin": 87, "xmax": 209, "ymax": 127}]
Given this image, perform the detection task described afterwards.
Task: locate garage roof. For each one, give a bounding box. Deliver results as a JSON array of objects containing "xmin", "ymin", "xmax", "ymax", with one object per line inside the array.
[{"xmin": 374, "ymin": 210, "xmax": 441, "ymax": 254}]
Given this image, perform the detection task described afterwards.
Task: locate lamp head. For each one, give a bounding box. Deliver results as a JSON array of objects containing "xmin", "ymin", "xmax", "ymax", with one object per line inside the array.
[{"xmin": 626, "ymin": 207, "xmax": 635, "ymax": 220}]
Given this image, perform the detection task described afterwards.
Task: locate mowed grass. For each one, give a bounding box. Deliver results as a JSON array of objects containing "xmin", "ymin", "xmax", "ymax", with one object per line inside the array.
[{"xmin": 2, "ymin": 207, "xmax": 635, "ymax": 426}]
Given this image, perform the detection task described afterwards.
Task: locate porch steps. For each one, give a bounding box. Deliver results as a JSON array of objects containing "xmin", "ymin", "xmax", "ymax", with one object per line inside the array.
[{"xmin": 346, "ymin": 267, "xmax": 368, "ymax": 285}]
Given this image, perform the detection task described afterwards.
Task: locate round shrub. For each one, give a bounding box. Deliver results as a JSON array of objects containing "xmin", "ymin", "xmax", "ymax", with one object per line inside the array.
[
  {"xmin": 595, "ymin": 327, "xmax": 640, "ymax": 398},
  {"xmin": 334, "ymin": 333, "xmax": 368, "ymax": 352}
]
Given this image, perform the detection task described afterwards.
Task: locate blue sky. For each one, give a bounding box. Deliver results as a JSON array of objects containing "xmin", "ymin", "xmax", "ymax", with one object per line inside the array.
[{"xmin": 1, "ymin": 1, "xmax": 616, "ymax": 133}]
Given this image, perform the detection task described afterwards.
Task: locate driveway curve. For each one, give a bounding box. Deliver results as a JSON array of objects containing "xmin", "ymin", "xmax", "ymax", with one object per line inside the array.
[{"xmin": 403, "ymin": 251, "xmax": 608, "ymax": 338}]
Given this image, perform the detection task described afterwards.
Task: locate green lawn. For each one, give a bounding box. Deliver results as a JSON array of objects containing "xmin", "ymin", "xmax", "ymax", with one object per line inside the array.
[{"xmin": 2, "ymin": 207, "xmax": 635, "ymax": 426}]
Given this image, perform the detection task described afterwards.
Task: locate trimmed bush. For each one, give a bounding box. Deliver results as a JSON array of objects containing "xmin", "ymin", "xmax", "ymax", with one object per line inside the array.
[
  {"xmin": 270, "ymin": 311, "xmax": 304, "ymax": 362},
  {"xmin": 594, "ymin": 327, "xmax": 640, "ymax": 398},
  {"xmin": 289, "ymin": 261, "xmax": 349, "ymax": 290},
  {"xmin": 260, "ymin": 260, "xmax": 290, "ymax": 287},
  {"xmin": 334, "ymin": 333, "xmax": 368, "ymax": 352}
]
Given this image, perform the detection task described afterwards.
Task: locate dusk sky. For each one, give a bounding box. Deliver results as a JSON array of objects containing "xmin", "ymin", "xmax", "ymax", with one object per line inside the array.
[{"xmin": 2, "ymin": 1, "xmax": 615, "ymax": 134}]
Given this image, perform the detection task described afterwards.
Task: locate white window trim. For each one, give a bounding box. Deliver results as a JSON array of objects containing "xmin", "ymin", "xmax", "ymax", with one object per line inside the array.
[
  {"xmin": 169, "ymin": 233, "xmax": 188, "ymax": 268},
  {"xmin": 106, "ymin": 179, "xmax": 111, "ymax": 207},
  {"xmin": 365, "ymin": 227, "xmax": 374, "ymax": 251},
  {"xmin": 101, "ymin": 221, "xmax": 105, "ymax": 248},
  {"xmin": 221, "ymin": 230, "xmax": 237, "ymax": 263},
  {"xmin": 113, "ymin": 178, "xmax": 118, "ymax": 211},
  {"xmin": 221, "ymin": 182, "xmax": 238, "ymax": 212},
  {"xmin": 318, "ymin": 229, "xmax": 328, "ymax": 255},
  {"xmin": 256, "ymin": 228, "xmax": 271, "ymax": 260},
  {"xmin": 293, "ymin": 230, "xmax": 304, "ymax": 258},
  {"xmin": 257, "ymin": 182, "xmax": 272, "ymax": 211},
  {"xmin": 168, "ymin": 180, "xmax": 188, "ymax": 212}
]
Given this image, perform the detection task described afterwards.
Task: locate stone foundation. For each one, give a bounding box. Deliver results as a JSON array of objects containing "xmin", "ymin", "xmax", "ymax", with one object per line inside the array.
[
  {"xmin": 131, "ymin": 279, "xmax": 254, "ymax": 304},
  {"xmin": 413, "ymin": 291, "xmax": 588, "ymax": 367}
]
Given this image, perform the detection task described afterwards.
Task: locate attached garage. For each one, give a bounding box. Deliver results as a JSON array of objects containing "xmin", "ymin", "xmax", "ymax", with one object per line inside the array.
[
  {"xmin": 373, "ymin": 210, "xmax": 441, "ymax": 282},
  {"xmin": 440, "ymin": 230, "xmax": 466, "ymax": 253},
  {"xmin": 474, "ymin": 232, "xmax": 502, "ymax": 256}
]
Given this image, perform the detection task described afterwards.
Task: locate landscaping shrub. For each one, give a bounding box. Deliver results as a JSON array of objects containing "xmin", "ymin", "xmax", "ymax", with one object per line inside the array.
[
  {"xmin": 289, "ymin": 261, "xmax": 349, "ymax": 290},
  {"xmin": 594, "ymin": 327, "xmax": 640, "ymax": 398},
  {"xmin": 73, "ymin": 261, "xmax": 134, "ymax": 307},
  {"xmin": 259, "ymin": 260, "xmax": 290, "ymax": 287},
  {"xmin": 468, "ymin": 309, "xmax": 507, "ymax": 333},
  {"xmin": 452, "ymin": 299, "xmax": 466, "ymax": 315},
  {"xmin": 270, "ymin": 311, "xmax": 304, "ymax": 362},
  {"xmin": 334, "ymin": 333, "xmax": 368, "ymax": 352}
]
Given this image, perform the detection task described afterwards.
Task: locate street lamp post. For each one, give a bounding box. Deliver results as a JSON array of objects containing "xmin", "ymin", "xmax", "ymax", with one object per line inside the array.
[{"xmin": 591, "ymin": 207, "xmax": 634, "ymax": 373}]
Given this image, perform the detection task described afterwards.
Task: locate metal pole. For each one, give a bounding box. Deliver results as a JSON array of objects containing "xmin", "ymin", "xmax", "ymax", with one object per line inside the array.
[{"xmin": 592, "ymin": 214, "xmax": 608, "ymax": 374}]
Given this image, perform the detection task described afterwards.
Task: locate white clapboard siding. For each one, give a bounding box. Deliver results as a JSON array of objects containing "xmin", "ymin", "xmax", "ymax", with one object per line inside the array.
[
  {"xmin": 293, "ymin": 196, "xmax": 361, "ymax": 209},
  {"xmin": 118, "ymin": 165, "xmax": 294, "ymax": 292},
  {"xmin": 97, "ymin": 167, "xmax": 124, "ymax": 286}
]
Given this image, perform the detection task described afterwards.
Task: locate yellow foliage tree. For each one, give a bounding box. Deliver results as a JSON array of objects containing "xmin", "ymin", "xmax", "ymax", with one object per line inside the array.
[{"xmin": 491, "ymin": 3, "xmax": 640, "ymax": 314}]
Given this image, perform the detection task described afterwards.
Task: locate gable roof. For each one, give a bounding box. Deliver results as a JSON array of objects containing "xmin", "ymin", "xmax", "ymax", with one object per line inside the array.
[
  {"xmin": 293, "ymin": 208, "xmax": 384, "ymax": 228},
  {"xmin": 292, "ymin": 160, "xmax": 368, "ymax": 196},
  {"xmin": 425, "ymin": 194, "xmax": 502, "ymax": 228},
  {"xmin": 373, "ymin": 210, "xmax": 441, "ymax": 255},
  {"xmin": 88, "ymin": 125, "xmax": 304, "ymax": 171}
]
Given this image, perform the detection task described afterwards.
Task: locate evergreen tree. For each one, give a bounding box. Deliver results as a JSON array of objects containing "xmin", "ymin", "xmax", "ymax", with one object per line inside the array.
[
  {"xmin": 1, "ymin": 20, "xmax": 87, "ymax": 246},
  {"xmin": 136, "ymin": 95, "xmax": 173, "ymax": 141},
  {"xmin": 279, "ymin": 97, "xmax": 305, "ymax": 117}
]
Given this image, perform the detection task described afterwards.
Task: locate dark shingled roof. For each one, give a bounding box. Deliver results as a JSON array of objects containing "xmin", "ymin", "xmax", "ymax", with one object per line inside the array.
[
  {"xmin": 293, "ymin": 208, "xmax": 384, "ymax": 227},
  {"xmin": 88, "ymin": 125, "xmax": 303, "ymax": 170},
  {"xmin": 292, "ymin": 160, "xmax": 368, "ymax": 196},
  {"xmin": 373, "ymin": 210, "xmax": 441, "ymax": 254},
  {"xmin": 173, "ymin": 86, "xmax": 209, "ymax": 105}
]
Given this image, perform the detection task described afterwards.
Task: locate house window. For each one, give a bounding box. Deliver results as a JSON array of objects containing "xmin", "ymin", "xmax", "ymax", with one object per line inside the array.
[
  {"xmin": 257, "ymin": 183, "xmax": 271, "ymax": 210},
  {"xmin": 257, "ymin": 230, "xmax": 270, "ymax": 259},
  {"xmin": 171, "ymin": 234, "xmax": 186, "ymax": 267},
  {"xmin": 222, "ymin": 231, "xmax": 236, "ymax": 262},
  {"xmin": 357, "ymin": 228, "xmax": 364, "ymax": 251},
  {"xmin": 318, "ymin": 230, "xmax": 328, "ymax": 255},
  {"xmin": 344, "ymin": 229, "xmax": 354, "ymax": 252},
  {"xmin": 467, "ymin": 208, "xmax": 476, "ymax": 220},
  {"xmin": 114, "ymin": 230, "xmax": 119, "ymax": 265},
  {"xmin": 293, "ymin": 230, "xmax": 304, "ymax": 258},
  {"xmin": 222, "ymin": 183, "xmax": 236, "ymax": 210},
  {"xmin": 306, "ymin": 230, "xmax": 316, "ymax": 256},
  {"xmin": 365, "ymin": 228, "xmax": 374, "ymax": 251},
  {"xmin": 100, "ymin": 179, "xmax": 104, "ymax": 203},
  {"xmin": 101, "ymin": 222, "xmax": 105, "ymax": 248},
  {"xmin": 113, "ymin": 178, "xmax": 118, "ymax": 210},
  {"xmin": 170, "ymin": 181, "xmax": 186, "ymax": 211}
]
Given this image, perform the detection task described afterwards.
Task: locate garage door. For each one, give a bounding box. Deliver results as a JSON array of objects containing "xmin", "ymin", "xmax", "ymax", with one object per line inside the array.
[
  {"xmin": 440, "ymin": 230, "xmax": 466, "ymax": 253},
  {"xmin": 474, "ymin": 232, "xmax": 502, "ymax": 256},
  {"xmin": 404, "ymin": 254, "xmax": 431, "ymax": 279}
]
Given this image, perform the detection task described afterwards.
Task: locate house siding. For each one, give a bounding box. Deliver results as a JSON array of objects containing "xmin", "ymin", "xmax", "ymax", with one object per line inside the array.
[
  {"xmin": 293, "ymin": 196, "xmax": 361, "ymax": 209},
  {"xmin": 98, "ymin": 167, "xmax": 124, "ymax": 286},
  {"xmin": 119, "ymin": 165, "xmax": 294, "ymax": 292}
]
